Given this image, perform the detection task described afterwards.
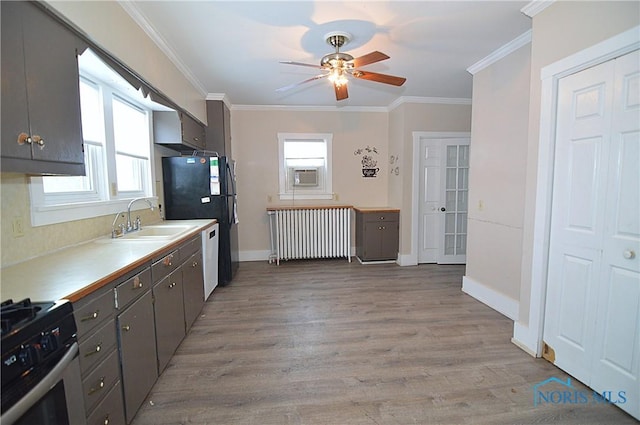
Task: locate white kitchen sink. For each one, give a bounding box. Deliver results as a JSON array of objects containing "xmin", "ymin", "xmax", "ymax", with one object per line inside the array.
[{"xmin": 117, "ymin": 224, "xmax": 196, "ymax": 240}]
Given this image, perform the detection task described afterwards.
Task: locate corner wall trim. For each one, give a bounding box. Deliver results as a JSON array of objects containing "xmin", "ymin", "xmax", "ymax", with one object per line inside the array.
[{"xmin": 461, "ymin": 276, "xmax": 519, "ymax": 321}]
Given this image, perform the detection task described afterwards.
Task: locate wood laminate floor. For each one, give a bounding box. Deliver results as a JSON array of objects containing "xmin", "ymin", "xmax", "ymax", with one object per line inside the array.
[{"xmin": 131, "ymin": 260, "xmax": 636, "ymax": 425}]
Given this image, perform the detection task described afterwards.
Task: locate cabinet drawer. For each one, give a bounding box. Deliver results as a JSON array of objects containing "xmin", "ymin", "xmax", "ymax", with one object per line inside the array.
[
  {"xmin": 115, "ymin": 267, "xmax": 151, "ymax": 309},
  {"xmin": 82, "ymin": 349, "xmax": 120, "ymax": 415},
  {"xmin": 363, "ymin": 212, "xmax": 399, "ymax": 223},
  {"xmin": 151, "ymin": 249, "xmax": 180, "ymax": 283},
  {"xmin": 74, "ymin": 289, "xmax": 115, "ymax": 338},
  {"xmin": 180, "ymin": 236, "xmax": 201, "ymax": 259},
  {"xmin": 78, "ymin": 318, "xmax": 116, "ymax": 376},
  {"xmin": 86, "ymin": 380, "xmax": 126, "ymax": 425}
]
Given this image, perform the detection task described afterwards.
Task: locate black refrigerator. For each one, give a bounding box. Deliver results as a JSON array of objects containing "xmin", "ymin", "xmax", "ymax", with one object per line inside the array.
[{"xmin": 162, "ymin": 156, "xmax": 239, "ymax": 285}]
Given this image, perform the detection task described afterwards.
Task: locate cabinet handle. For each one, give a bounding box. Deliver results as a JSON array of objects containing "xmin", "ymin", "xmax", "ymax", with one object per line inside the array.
[
  {"xmin": 132, "ymin": 276, "xmax": 143, "ymax": 289},
  {"xmin": 193, "ymin": 137, "xmax": 199, "ymax": 142},
  {"xmin": 84, "ymin": 343, "xmax": 102, "ymax": 357},
  {"xmin": 81, "ymin": 310, "xmax": 100, "ymax": 322},
  {"xmin": 163, "ymin": 255, "xmax": 173, "ymax": 267},
  {"xmin": 121, "ymin": 325, "xmax": 130, "ymax": 332},
  {"xmin": 32, "ymin": 135, "xmax": 45, "ymax": 149},
  {"xmin": 192, "ymin": 261, "xmax": 198, "ymax": 268},
  {"xmin": 380, "ymin": 216, "xmax": 385, "ymax": 220},
  {"xmin": 103, "ymin": 415, "xmax": 110, "ymax": 425},
  {"xmin": 88, "ymin": 376, "xmax": 105, "ymax": 395},
  {"xmin": 169, "ymin": 282, "xmax": 176, "ymax": 288}
]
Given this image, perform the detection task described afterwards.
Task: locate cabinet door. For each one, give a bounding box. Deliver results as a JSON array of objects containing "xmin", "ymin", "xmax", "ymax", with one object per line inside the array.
[
  {"xmin": 117, "ymin": 291, "xmax": 158, "ymax": 424},
  {"xmin": 182, "ymin": 251, "xmax": 205, "ymax": 329},
  {"xmin": 1, "ymin": 1, "xmax": 31, "ymax": 161},
  {"xmin": 22, "ymin": 2, "xmax": 85, "ymax": 168},
  {"xmin": 379, "ymin": 221, "xmax": 400, "ymax": 260},
  {"xmin": 362, "ymin": 221, "xmax": 383, "ymax": 260},
  {"xmin": 181, "ymin": 113, "xmax": 205, "ymax": 150},
  {"xmin": 153, "ymin": 269, "xmax": 185, "ymax": 373}
]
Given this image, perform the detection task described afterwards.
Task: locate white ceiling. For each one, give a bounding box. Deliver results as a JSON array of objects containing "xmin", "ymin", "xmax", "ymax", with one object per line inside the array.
[{"xmin": 122, "ymin": 1, "xmax": 532, "ymax": 108}]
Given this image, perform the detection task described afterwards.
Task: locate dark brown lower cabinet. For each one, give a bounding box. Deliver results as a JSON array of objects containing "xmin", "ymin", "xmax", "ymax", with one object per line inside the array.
[
  {"xmin": 153, "ymin": 268, "xmax": 186, "ymax": 373},
  {"xmin": 117, "ymin": 290, "xmax": 158, "ymax": 424},
  {"xmin": 355, "ymin": 208, "xmax": 400, "ymax": 262},
  {"xmin": 182, "ymin": 251, "xmax": 204, "ymax": 329}
]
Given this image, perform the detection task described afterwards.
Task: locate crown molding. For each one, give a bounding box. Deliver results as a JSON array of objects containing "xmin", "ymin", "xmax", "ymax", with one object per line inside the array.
[
  {"xmin": 230, "ymin": 104, "xmax": 388, "ymax": 113},
  {"xmin": 117, "ymin": 1, "xmax": 208, "ymax": 97},
  {"xmin": 387, "ymin": 96, "xmax": 472, "ymax": 111},
  {"xmin": 521, "ymin": 1, "xmax": 555, "ymax": 18},
  {"xmin": 467, "ymin": 30, "xmax": 532, "ymax": 75},
  {"xmin": 229, "ymin": 96, "xmax": 471, "ymax": 113},
  {"xmin": 205, "ymin": 93, "xmax": 232, "ymax": 109}
]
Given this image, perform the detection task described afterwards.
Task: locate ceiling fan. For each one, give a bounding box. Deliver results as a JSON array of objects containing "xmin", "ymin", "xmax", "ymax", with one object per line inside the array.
[{"xmin": 277, "ymin": 31, "xmax": 406, "ymax": 101}]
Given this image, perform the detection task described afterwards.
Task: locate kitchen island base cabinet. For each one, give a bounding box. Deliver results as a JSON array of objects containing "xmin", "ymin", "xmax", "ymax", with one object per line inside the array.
[
  {"xmin": 117, "ymin": 290, "xmax": 158, "ymax": 424},
  {"xmin": 355, "ymin": 208, "xmax": 400, "ymax": 262}
]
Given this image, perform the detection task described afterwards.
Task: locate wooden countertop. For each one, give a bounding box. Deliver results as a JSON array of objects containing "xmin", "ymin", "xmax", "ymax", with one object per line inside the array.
[
  {"xmin": 353, "ymin": 207, "xmax": 400, "ymax": 213},
  {"xmin": 0, "ymin": 219, "xmax": 216, "ymax": 304}
]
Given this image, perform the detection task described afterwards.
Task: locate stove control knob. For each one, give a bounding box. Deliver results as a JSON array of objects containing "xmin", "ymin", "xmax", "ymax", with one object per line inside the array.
[
  {"xmin": 19, "ymin": 345, "xmax": 38, "ymax": 368},
  {"xmin": 40, "ymin": 334, "xmax": 58, "ymax": 355}
]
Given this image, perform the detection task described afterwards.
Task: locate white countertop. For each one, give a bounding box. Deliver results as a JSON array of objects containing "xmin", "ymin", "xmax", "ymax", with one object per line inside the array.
[{"xmin": 0, "ymin": 219, "xmax": 216, "ymax": 303}]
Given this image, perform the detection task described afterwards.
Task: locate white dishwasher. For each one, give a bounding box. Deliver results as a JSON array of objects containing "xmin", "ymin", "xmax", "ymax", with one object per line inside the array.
[{"xmin": 202, "ymin": 222, "xmax": 219, "ymax": 300}]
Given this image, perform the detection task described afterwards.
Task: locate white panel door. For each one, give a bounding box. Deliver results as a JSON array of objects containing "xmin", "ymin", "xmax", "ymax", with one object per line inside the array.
[
  {"xmin": 544, "ymin": 50, "xmax": 639, "ymax": 420},
  {"xmin": 418, "ymin": 139, "xmax": 442, "ymax": 263},
  {"xmin": 418, "ymin": 138, "xmax": 469, "ymax": 264},
  {"xmin": 591, "ymin": 50, "xmax": 640, "ymax": 419}
]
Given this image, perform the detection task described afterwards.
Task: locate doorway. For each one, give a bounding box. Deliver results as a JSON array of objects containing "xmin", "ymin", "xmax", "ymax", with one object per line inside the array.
[{"xmin": 413, "ymin": 132, "xmax": 470, "ymax": 265}]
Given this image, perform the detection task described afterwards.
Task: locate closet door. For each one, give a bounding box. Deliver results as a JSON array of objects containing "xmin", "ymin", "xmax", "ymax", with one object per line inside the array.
[{"xmin": 544, "ymin": 50, "xmax": 639, "ymax": 419}]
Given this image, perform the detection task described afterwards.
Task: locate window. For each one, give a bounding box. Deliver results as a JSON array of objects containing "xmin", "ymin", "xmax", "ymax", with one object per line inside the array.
[
  {"xmin": 278, "ymin": 133, "xmax": 333, "ymax": 200},
  {"xmin": 29, "ymin": 50, "xmax": 157, "ymax": 226}
]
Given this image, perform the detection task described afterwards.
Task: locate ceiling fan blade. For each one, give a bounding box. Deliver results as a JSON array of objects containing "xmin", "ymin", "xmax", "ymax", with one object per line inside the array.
[
  {"xmin": 349, "ymin": 51, "xmax": 389, "ymax": 68},
  {"xmin": 280, "ymin": 60, "xmax": 323, "ymax": 69},
  {"xmin": 352, "ymin": 70, "xmax": 406, "ymax": 86},
  {"xmin": 334, "ymin": 83, "xmax": 348, "ymax": 101},
  {"xmin": 276, "ymin": 74, "xmax": 328, "ymax": 92}
]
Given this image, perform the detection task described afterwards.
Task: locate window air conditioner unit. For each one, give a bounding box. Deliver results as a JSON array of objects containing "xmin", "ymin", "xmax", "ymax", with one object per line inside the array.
[{"xmin": 291, "ymin": 168, "xmax": 319, "ymax": 187}]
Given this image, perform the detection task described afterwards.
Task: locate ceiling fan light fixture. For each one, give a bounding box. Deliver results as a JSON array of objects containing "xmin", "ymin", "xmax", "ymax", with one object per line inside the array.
[{"xmin": 327, "ymin": 68, "xmax": 348, "ymax": 86}]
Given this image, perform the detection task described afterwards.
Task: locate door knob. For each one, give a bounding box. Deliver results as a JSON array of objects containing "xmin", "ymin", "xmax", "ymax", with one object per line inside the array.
[
  {"xmin": 623, "ymin": 250, "xmax": 636, "ymax": 260},
  {"xmin": 440, "ymin": 207, "xmax": 446, "ymax": 212}
]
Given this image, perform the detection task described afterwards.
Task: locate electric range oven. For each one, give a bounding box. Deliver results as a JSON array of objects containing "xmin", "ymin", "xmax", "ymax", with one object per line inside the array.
[{"xmin": 1, "ymin": 298, "xmax": 86, "ymax": 425}]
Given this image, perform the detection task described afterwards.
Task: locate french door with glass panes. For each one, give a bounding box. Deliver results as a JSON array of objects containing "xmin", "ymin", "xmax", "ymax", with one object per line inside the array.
[
  {"xmin": 439, "ymin": 141, "xmax": 469, "ymax": 264},
  {"xmin": 417, "ymin": 136, "xmax": 469, "ymax": 264}
]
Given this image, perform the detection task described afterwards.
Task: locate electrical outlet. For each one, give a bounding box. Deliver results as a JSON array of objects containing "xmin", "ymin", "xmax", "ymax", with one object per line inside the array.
[
  {"xmin": 267, "ymin": 195, "xmax": 272, "ymax": 203},
  {"xmin": 334, "ymin": 193, "xmax": 339, "ymax": 201},
  {"xmin": 478, "ymin": 200, "xmax": 485, "ymax": 211},
  {"xmin": 12, "ymin": 217, "xmax": 25, "ymax": 237}
]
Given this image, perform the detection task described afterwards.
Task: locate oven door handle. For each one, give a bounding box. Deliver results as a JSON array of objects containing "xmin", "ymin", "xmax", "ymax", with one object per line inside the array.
[{"xmin": 1, "ymin": 342, "xmax": 79, "ymax": 425}]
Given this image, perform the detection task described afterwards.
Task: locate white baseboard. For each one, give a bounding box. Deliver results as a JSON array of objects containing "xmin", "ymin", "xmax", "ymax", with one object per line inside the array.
[
  {"xmin": 512, "ymin": 321, "xmax": 541, "ymax": 357},
  {"xmin": 461, "ymin": 275, "xmax": 519, "ymax": 321},
  {"xmin": 397, "ymin": 254, "xmax": 417, "ymax": 266}
]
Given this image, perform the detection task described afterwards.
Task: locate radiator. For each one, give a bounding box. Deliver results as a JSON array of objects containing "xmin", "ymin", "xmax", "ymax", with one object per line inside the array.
[{"xmin": 268, "ymin": 206, "xmax": 352, "ymax": 265}]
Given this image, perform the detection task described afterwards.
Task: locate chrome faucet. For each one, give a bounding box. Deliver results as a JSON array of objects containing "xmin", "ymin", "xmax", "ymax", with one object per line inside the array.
[
  {"xmin": 111, "ymin": 211, "xmax": 127, "ymax": 238},
  {"xmin": 126, "ymin": 198, "xmax": 155, "ymax": 233}
]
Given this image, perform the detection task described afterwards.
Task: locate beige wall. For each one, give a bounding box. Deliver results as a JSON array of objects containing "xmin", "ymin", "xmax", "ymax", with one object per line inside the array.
[
  {"xmin": 1, "ymin": 2, "xmax": 202, "ymax": 267},
  {"xmin": 518, "ymin": 1, "xmax": 640, "ymax": 325},
  {"xmin": 388, "ymin": 103, "xmax": 472, "ymax": 259},
  {"xmin": 231, "ymin": 109, "xmax": 390, "ymax": 257},
  {"xmin": 44, "ymin": 1, "xmax": 206, "ymax": 122},
  {"xmin": 466, "ymin": 44, "xmax": 531, "ymax": 302}
]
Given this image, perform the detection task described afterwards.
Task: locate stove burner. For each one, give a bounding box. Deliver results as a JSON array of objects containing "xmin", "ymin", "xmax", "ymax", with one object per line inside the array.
[{"xmin": 0, "ymin": 299, "xmax": 43, "ymax": 335}]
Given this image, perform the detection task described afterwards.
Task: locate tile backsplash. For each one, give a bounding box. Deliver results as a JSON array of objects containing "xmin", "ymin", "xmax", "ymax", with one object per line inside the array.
[{"xmin": 1, "ymin": 173, "xmax": 162, "ymax": 267}]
